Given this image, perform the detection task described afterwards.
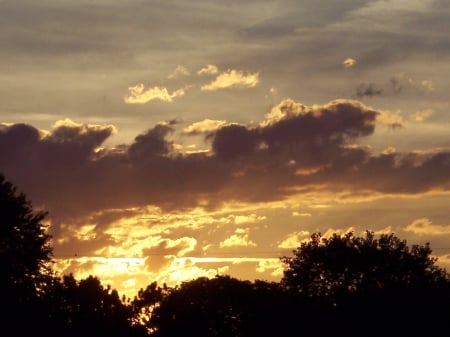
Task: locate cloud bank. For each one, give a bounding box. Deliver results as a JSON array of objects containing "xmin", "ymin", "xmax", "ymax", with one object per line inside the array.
[{"xmin": 1, "ymin": 98, "xmax": 449, "ymax": 225}]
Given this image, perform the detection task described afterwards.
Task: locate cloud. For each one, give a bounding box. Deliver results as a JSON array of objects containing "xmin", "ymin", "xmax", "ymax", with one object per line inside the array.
[
  {"xmin": 143, "ymin": 237, "xmax": 197, "ymax": 258},
  {"xmin": 124, "ymin": 83, "xmax": 185, "ymax": 104},
  {"xmin": 356, "ymin": 82, "xmax": 383, "ymax": 98},
  {"xmin": 292, "ymin": 211, "xmax": 312, "ymax": 217},
  {"xmin": 376, "ymin": 110, "xmax": 405, "ymax": 128},
  {"xmin": 197, "ymin": 64, "xmax": 219, "ymax": 75},
  {"xmin": 211, "ymin": 123, "xmax": 259, "ymax": 160},
  {"xmin": 256, "ymin": 259, "xmax": 284, "ymax": 277},
  {"xmin": 220, "ymin": 228, "xmax": 257, "ymax": 248},
  {"xmin": 278, "ymin": 230, "xmax": 310, "ymax": 249},
  {"xmin": 404, "ymin": 218, "xmax": 450, "ymax": 235},
  {"xmin": 353, "ymin": 75, "xmax": 437, "ymax": 100},
  {"xmin": 343, "ymin": 57, "xmax": 356, "ymax": 68},
  {"xmin": 168, "ymin": 65, "xmax": 190, "ymax": 79},
  {"xmin": 201, "ymin": 69, "xmax": 259, "ymax": 91},
  {"xmin": 390, "ymin": 77, "xmax": 402, "ymax": 94},
  {"xmin": 409, "ymin": 109, "xmax": 433, "ymax": 123},
  {"xmin": 409, "ymin": 78, "xmax": 435, "ymax": 93},
  {"xmin": 390, "ymin": 74, "xmax": 436, "ymax": 95},
  {"xmin": 2, "ymin": 99, "xmax": 450, "ymax": 224},
  {"xmin": 128, "ymin": 121, "xmax": 176, "ymax": 160},
  {"xmin": 183, "ymin": 119, "xmax": 227, "ymax": 135},
  {"xmin": 233, "ymin": 214, "xmax": 266, "ymax": 225}
]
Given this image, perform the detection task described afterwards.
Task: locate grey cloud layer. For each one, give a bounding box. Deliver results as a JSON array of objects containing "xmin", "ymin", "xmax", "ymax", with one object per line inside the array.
[
  {"xmin": 2, "ymin": 0, "xmax": 447, "ymax": 80},
  {"xmin": 1, "ymin": 0, "xmax": 448, "ymax": 137},
  {"xmin": 1, "ymin": 99, "xmax": 449, "ymax": 223}
]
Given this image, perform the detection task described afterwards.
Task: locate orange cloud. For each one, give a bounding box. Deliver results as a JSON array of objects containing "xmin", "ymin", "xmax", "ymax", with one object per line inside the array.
[
  {"xmin": 220, "ymin": 228, "xmax": 257, "ymax": 248},
  {"xmin": 404, "ymin": 218, "xmax": 450, "ymax": 235}
]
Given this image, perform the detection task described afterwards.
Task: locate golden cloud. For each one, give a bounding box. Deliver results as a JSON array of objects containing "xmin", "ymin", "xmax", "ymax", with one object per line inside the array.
[
  {"xmin": 220, "ymin": 228, "xmax": 257, "ymax": 248},
  {"xmin": 278, "ymin": 230, "xmax": 310, "ymax": 249},
  {"xmin": 168, "ymin": 65, "xmax": 190, "ymax": 79},
  {"xmin": 52, "ymin": 118, "xmax": 117, "ymax": 135},
  {"xmin": 197, "ymin": 64, "xmax": 219, "ymax": 75},
  {"xmin": 233, "ymin": 214, "xmax": 266, "ymax": 225},
  {"xmin": 183, "ymin": 118, "xmax": 227, "ymax": 134},
  {"xmin": 404, "ymin": 218, "xmax": 450, "ymax": 235},
  {"xmin": 409, "ymin": 109, "xmax": 433, "ymax": 122},
  {"xmin": 124, "ymin": 83, "xmax": 185, "ymax": 103},
  {"xmin": 201, "ymin": 69, "xmax": 259, "ymax": 91},
  {"xmin": 343, "ymin": 57, "xmax": 356, "ymax": 68},
  {"xmin": 376, "ymin": 109, "xmax": 405, "ymax": 128}
]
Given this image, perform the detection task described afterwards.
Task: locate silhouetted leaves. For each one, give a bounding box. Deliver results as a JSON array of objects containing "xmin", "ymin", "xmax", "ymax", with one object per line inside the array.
[
  {"xmin": 280, "ymin": 231, "xmax": 450, "ymax": 336},
  {"xmin": 46, "ymin": 274, "xmax": 147, "ymax": 337},
  {"xmin": 0, "ymin": 173, "xmax": 54, "ymax": 335}
]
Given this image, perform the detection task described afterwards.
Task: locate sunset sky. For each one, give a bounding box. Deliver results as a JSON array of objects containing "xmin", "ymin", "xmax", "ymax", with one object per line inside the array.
[{"xmin": 1, "ymin": 0, "xmax": 450, "ymax": 299}]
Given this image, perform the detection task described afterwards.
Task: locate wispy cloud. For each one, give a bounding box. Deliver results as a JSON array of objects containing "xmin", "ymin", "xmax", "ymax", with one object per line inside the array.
[
  {"xmin": 343, "ymin": 57, "xmax": 356, "ymax": 68},
  {"xmin": 356, "ymin": 82, "xmax": 383, "ymax": 98},
  {"xmin": 201, "ymin": 69, "xmax": 259, "ymax": 91},
  {"xmin": 183, "ymin": 119, "xmax": 227, "ymax": 135},
  {"xmin": 168, "ymin": 65, "xmax": 190, "ymax": 79},
  {"xmin": 404, "ymin": 218, "xmax": 450, "ymax": 235},
  {"xmin": 376, "ymin": 110, "xmax": 405, "ymax": 128},
  {"xmin": 124, "ymin": 84, "xmax": 185, "ymax": 103},
  {"xmin": 197, "ymin": 64, "xmax": 219, "ymax": 75},
  {"xmin": 409, "ymin": 109, "xmax": 433, "ymax": 123},
  {"xmin": 278, "ymin": 230, "xmax": 310, "ymax": 249}
]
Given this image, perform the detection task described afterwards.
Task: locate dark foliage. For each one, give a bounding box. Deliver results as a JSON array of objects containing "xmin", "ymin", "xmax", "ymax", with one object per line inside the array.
[
  {"xmin": 280, "ymin": 231, "xmax": 450, "ymax": 336},
  {"xmin": 142, "ymin": 276, "xmax": 303, "ymax": 337},
  {"xmin": 0, "ymin": 174, "xmax": 146, "ymax": 337},
  {"xmin": 0, "ymin": 173, "xmax": 54, "ymax": 335},
  {"xmin": 44, "ymin": 274, "xmax": 147, "ymax": 337}
]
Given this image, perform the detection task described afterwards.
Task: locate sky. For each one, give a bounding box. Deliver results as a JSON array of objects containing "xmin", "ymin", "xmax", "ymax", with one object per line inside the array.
[{"xmin": 1, "ymin": 0, "xmax": 450, "ymax": 299}]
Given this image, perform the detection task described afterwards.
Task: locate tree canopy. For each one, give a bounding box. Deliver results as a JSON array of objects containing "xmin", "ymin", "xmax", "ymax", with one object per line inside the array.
[
  {"xmin": 0, "ymin": 174, "xmax": 146, "ymax": 337},
  {"xmin": 0, "ymin": 173, "xmax": 53, "ymax": 295},
  {"xmin": 280, "ymin": 231, "xmax": 449, "ymax": 299},
  {"xmin": 0, "ymin": 173, "xmax": 55, "ymax": 334},
  {"xmin": 280, "ymin": 231, "xmax": 450, "ymax": 336}
]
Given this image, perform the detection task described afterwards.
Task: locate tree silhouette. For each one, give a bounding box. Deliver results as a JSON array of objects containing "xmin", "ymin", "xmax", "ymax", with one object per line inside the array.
[
  {"xmin": 46, "ymin": 274, "xmax": 148, "ymax": 337},
  {"xmin": 131, "ymin": 281, "xmax": 172, "ymax": 333},
  {"xmin": 143, "ymin": 275, "xmax": 304, "ymax": 337},
  {"xmin": 0, "ymin": 173, "xmax": 54, "ymax": 334},
  {"xmin": 0, "ymin": 174, "xmax": 148, "ymax": 336},
  {"xmin": 280, "ymin": 231, "xmax": 450, "ymax": 336},
  {"xmin": 281, "ymin": 231, "xmax": 449, "ymax": 298}
]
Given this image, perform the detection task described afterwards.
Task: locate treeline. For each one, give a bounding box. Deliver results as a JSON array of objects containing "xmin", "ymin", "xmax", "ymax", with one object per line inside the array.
[{"xmin": 1, "ymin": 173, "xmax": 450, "ymax": 337}]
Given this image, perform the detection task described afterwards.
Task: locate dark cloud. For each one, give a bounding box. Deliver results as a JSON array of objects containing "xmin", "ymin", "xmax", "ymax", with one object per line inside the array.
[
  {"xmin": 258, "ymin": 100, "xmax": 377, "ymax": 163},
  {"xmin": 0, "ymin": 123, "xmax": 41, "ymax": 161},
  {"xmin": 353, "ymin": 74, "xmax": 436, "ymax": 100},
  {"xmin": 1, "ymin": 99, "xmax": 450, "ymax": 227},
  {"xmin": 390, "ymin": 77, "xmax": 402, "ymax": 94},
  {"xmin": 128, "ymin": 122, "xmax": 176, "ymax": 161},
  {"xmin": 211, "ymin": 124, "xmax": 258, "ymax": 160},
  {"xmin": 356, "ymin": 82, "xmax": 383, "ymax": 98}
]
